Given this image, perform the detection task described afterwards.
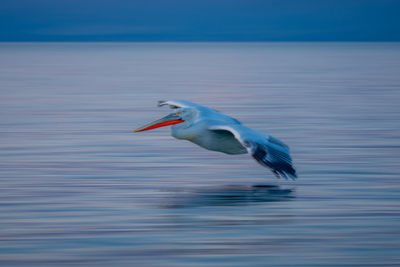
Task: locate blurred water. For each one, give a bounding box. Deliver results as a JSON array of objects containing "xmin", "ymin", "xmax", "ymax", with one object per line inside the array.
[{"xmin": 0, "ymin": 42, "xmax": 400, "ymax": 266}]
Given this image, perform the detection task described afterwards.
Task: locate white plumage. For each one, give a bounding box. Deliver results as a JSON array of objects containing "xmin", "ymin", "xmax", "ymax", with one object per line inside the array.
[{"xmin": 134, "ymin": 100, "xmax": 297, "ymax": 179}]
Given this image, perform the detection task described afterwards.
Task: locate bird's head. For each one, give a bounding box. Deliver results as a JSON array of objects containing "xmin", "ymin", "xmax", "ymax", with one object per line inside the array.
[{"xmin": 133, "ymin": 108, "xmax": 196, "ymax": 133}]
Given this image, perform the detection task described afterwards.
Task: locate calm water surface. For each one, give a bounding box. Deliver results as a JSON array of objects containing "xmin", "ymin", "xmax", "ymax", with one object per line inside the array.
[{"xmin": 0, "ymin": 43, "xmax": 399, "ymax": 266}]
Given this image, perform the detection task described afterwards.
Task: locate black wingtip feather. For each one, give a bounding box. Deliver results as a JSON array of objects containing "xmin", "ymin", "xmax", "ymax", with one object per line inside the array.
[{"xmin": 251, "ymin": 144, "xmax": 297, "ymax": 180}]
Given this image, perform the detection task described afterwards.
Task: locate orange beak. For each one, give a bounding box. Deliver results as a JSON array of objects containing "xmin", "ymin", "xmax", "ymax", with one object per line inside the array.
[{"xmin": 133, "ymin": 113, "xmax": 184, "ymax": 133}]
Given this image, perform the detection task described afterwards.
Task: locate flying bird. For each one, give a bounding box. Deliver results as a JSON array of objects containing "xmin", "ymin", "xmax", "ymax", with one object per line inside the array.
[{"xmin": 133, "ymin": 100, "xmax": 297, "ymax": 179}]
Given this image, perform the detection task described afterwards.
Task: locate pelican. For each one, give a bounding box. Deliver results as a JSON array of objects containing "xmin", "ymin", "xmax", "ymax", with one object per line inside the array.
[{"xmin": 133, "ymin": 100, "xmax": 297, "ymax": 179}]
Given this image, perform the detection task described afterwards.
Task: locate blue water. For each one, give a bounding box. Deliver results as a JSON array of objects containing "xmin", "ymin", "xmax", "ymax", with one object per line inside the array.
[{"xmin": 0, "ymin": 42, "xmax": 400, "ymax": 266}]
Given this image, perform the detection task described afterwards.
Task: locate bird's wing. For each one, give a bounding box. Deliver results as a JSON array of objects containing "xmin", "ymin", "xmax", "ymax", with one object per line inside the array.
[
  {"xmin": 209, "ymin": 125, "xmax": 297, "ymax": 180},
  {"xmin": 158, "ymin": 100, "xmax": 202, "ymax": 109},
  {"xmin": 159, "ymin": 100, "xmax": 242, "ymax": 125}
]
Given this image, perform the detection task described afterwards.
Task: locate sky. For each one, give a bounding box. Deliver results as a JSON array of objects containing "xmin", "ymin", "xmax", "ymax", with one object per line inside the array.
[{"xmin": 1, "ymin": 0, "xmax": 399, "ymax": 41}]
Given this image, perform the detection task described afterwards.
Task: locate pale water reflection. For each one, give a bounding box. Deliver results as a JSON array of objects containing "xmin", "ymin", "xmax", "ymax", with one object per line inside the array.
[{"xmin": 0, "ymin": 42, "xmax": 400, "ymax": 266}]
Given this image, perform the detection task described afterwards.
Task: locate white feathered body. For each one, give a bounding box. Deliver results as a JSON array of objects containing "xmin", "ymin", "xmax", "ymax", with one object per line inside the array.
[{"xmin": 159, "ymin": 100, "xmax": 297, "ymax": 179}]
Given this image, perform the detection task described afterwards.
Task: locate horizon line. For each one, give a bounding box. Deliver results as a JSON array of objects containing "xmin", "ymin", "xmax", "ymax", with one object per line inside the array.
[{"xmin": 1, "ymin": 40, "xmax": 400, "ymax": 43}]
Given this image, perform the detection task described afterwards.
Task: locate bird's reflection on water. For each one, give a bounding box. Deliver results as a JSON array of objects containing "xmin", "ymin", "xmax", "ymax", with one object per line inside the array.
[{"xmin": 161, "ymin": 184, "xmax": 295, "ymax": 208}]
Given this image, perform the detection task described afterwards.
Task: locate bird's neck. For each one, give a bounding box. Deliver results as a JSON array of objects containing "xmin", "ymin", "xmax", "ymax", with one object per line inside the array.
[{"xmin": 171, "ymin": 122, "xmax": 194, "ymax": 140}]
